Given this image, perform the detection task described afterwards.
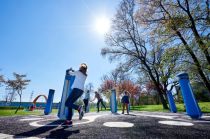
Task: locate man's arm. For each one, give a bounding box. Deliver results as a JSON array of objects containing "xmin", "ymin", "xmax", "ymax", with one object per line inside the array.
[
  {"xmin": 90, "ymin": 97, "xmax": 96, "ymax": 102},
  {"xmin": 66, "ymin": 68, "xmax": 75, "ymax": 75}
]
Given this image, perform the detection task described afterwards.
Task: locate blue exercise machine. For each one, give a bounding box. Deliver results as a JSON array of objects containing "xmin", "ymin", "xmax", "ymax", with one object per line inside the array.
[
  {"xmin": 58, "ymin": 74, "xmax": 75, "ymax": 119},
  {"xmin": 167, "ymin": 90, "xmax": 177, "ymax": 113},
  {"xmin": 177, "ymin": 73, "xmax": 202, "ymax": 119},
  {"xmin": 110, "ymin": 89, "xmax": 117, "ymax": 113},
  {"xmin": 44, "ymin": 89, "xmax": 55, "ymax": 115}
]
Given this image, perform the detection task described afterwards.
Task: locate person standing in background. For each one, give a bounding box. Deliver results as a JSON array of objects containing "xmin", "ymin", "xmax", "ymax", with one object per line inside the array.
[
  {"xmin": 83, "ymin": 90, "xmax": 90, "ymax": 113},
  {"xmin": 91, "ymin": 91, "xmax": 106, "ymax": 112},
  {"xmin": 121, "ymin": 90, "xmax": 130, "ymax": 115}
]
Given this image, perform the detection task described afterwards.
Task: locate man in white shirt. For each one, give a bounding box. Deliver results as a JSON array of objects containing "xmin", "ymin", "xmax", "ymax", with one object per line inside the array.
[{"xmin": 63, "ymin": 63, "xmax": 88, "ymax": 126}]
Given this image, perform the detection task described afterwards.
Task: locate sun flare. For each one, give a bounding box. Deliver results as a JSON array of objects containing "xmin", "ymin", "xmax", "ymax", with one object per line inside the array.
[{"xmin": 94, "ymin": 16, "xmax": 111, "ymax": 34}]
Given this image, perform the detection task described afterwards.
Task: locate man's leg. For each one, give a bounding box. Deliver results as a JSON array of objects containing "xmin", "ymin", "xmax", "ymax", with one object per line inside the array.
[
  {"xmin": 122, "ymin": 103, "xmax": 125, "ymax": 114},
  {"xmin": 84, "ymin": 99, "xmax": 88, "ymax": 112},
  {"xmin": 86, "ymin": 99, "xmax": 89, "ymax": 112},
  {"xmin": 62, "ymin": 107, "xmax": 73, "ymax": 126},
  {"xmin": 126, "ymin": 104, "xmax": 129, "ymax": 114},
  {"xmin": 65, "ymin": 88, "xmax": 83, "ymax": 120},
  {"xmin": 97, "ymin": 100, "xmax": 100, "ymax": 112},
  {"xmin": 67, "ymin": 107, "xmax": 72, "ymax": 120},
  {"xmin": 101, "ymin": 99, "xmax": 106, "ymax": 110},
  {"xmin": 83, "ymin": 99, "xmax": 86, "ymax": 112}
]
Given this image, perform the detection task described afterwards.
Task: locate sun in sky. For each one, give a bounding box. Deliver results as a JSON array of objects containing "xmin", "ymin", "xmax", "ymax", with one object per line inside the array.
[{"xmin": 94, "ymin": 16, "xmax": 111, "ymax": 34}]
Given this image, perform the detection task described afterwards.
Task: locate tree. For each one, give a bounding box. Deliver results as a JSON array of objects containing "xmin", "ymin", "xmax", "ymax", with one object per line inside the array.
[
  {"xmin": 85, "ymin": 82, "xmax": 94, "ymax": 92},
  {"xmin": 3, "ymin": 87, "xmax": 17, "ymax": 104},
  {"xmin": 118, "ymin": 80, "xmax": 141, "ymax": 106},
  {"xmin": 175, "ymin": 0, "xmax": 210, "ymax": 64},
  {"xmin": 0, "ymin": 74, "xmax": 4, "ymax": 87},
  {"xmin": 83, "ymin": 82, "xmax": 94, "ymax": 102},
  {"xmin": 101, "ymin": 79, "xmax": 115, "ymax": 92},
  {"xmin": 6, "ymin": 73, "xmax": 30, "ymax": 114},
  {"xmin": 135, "ymin": 0, "xmax": 210, "ymax": 92},
  {"xmin": 101, "ymin": 0, "xmax": 174, "ymax": 109},
  {"xmin": 192, "ymin": 82, "xmax": 210, "ymax": 102},
  {"xmin": 145, "ymin": 81, "xmax": 161, "ymax": 104},
  {"xmin": 100, "ymin": 74, "xmax": 141, "ymax": 106},
  {"xmin": 100, "ymin": 78, "xmax": 115, "ymax": 103}
]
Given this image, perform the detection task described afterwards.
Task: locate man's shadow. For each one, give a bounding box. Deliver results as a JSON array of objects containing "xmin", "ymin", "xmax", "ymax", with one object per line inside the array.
[
  {"xmin": 46, "ymin": 127, "xmax": 80, "ymax": 139},
  {"xmin": 124, "ymin": 113, "xmax": 136, "ymax": 116},
  {"xmin": 14, "ymin": 120, "xmax": 80, "ymax": 138}
]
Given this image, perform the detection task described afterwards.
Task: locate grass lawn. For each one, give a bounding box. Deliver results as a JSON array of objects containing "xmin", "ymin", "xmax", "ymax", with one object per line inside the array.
[
  {"xmin": 129, "ymin": 102, "xmax": 210, "ymax": 113},
  {"xmin": 0, "ymin": 109, "xmax": 44, "ymax": 116},
  {"xmin": 0, "ymin": 102, "xmax": 210, "ymax": 116}
]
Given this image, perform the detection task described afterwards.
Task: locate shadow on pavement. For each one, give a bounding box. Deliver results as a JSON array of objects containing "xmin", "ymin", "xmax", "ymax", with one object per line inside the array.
[
  {"xmin": 47, "ymin": 127, "xmax": 80, "ymax": 139},
  {"xmin": 112, "ymin": 113, "xmax": 121, "ymax": 115},
  {"xmin": 125, "ymin": 114, "xmax": 136, "ymax": 116},
  {"xmin": 14, "ymin": 120, "xmax": 80, "ymax": 138}
]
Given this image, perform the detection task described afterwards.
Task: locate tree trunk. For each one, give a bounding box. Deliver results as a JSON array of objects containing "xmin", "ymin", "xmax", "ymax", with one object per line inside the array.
[
  {"xmin": 15, "ymin": 91, "xmax": 22, "ymax": 114},
  {"xmin": 142, "ymin": 60, "xmax": 169, "ymax": 109},
  {"xmin": 157, "ymin": 88, "xmax": 168, "ymax": 109}
]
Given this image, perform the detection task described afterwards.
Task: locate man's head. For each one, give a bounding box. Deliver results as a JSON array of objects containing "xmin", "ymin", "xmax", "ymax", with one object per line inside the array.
[
  {"xmin": 124, "ymin": 91, "xmax": 128, "ymax": 95},
  {"xmin": 79, "ymin": 63, "xmax": 87, "ymax": 75},
  {"xmin": 80, "ymin": 63, "xmax": 87, "ymax": 69}
]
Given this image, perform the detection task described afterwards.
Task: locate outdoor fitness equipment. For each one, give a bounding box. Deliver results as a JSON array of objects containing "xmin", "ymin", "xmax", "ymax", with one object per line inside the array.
[
  {"xmin": 167, "ymin": 90, "xmax": 177, "ymax": 113},
  {"xmin": 110, "ymin": 89, "xmax": 117, "ymax": 113},
  {"xmin": 58, "ymin": 74, "xmax": 75, "ymax": 120},
  {"xmin": 44, "ymin": 89, "xmax": 55, "ymax": 115},
  {"xmin": 110, "ymin": 89, "xmax": 131, "ymax": 113},
  {"xmin": 177, "ymin": 73, "xmax": 202, "ymax": 119},
  {"xmin": 30, "ymin": 94, "xmax": 48, "ymax": 111}
]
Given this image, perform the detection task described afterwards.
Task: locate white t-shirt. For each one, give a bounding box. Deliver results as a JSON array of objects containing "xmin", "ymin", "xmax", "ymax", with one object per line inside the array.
[
  {"xmin": 84, "ymin": 92, "xmax": 90, "ymax": 99},
  {"xmin": 69, "ymin": 70, "xmax": 87, "ymax": 91}
]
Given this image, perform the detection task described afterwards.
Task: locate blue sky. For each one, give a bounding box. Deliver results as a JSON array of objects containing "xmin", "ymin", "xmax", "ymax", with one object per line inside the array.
[{"xmin": 0, "ymin": 0, "xmax": 120, "ymax": 102}]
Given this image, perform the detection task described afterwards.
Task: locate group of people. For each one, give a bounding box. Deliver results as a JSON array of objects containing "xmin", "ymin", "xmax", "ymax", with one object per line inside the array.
[{"xmin": 63, "ymin": 63, "xmax": 129, "ymax": 126}]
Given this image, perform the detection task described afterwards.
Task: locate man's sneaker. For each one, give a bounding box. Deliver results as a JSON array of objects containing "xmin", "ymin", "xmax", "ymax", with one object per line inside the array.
[
  {"xmin": 61, "ymin": 120, "xmax": 73, "ymax": 127},
  {"xmin": 78, "ymin": 106, "xmax": 84, "ymax": 120}
]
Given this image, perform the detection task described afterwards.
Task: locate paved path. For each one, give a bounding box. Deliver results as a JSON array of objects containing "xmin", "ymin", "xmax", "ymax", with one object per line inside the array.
[{"xmin": 0, "ymin": 111, "xmax": 210, "ymax": 139}]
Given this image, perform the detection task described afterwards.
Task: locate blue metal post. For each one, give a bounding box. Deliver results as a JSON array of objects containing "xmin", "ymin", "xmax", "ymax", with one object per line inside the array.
[
  {"xmin": 110, "ymin": 89, "xmax": 117, "ymax": 113},
  {"xmin": 44, "ymin": 89, "xmax": 55, "ymax": 115},
  {"xmin": 167, "ymin": 90, "xmax": 177, "ymax": 113},
  {"xmin": 177, "ymin": 73, "xmax": 202, "ymax": 119},
  {"xmin": 57, "ymin": 74, "xmax": 75, "ymax": 119}
]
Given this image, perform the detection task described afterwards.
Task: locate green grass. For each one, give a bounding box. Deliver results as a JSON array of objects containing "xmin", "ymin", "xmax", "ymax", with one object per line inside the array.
[
  {"xmin": 129, "ymin": 102, "xmax": 210, "ymax": 113},
  {"xmin": 0, "ymin": 102, "xmax": 210, "ymax": 116},
  {"xmin": 0, "ymin": 109, "xmax": 44, "ymax": 116},
  {"xmin": 130, "ymin": 105, "xmax": 169, "ymax": 112},
  {"xmin": 198, "ymin": 102, "xmax": 210, "ymax": 113}
]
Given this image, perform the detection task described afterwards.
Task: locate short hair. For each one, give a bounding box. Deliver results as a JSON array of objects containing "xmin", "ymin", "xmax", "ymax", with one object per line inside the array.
[{"xmin": 80, "ymin": 63, "xmax": 87, "ymax": 69}]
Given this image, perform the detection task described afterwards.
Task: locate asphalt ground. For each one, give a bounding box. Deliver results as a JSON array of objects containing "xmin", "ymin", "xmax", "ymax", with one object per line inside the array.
[{"xmin": 0, "ymin": 111, "xmax": 210, "ymax": 139}]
